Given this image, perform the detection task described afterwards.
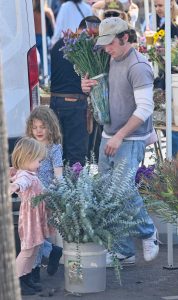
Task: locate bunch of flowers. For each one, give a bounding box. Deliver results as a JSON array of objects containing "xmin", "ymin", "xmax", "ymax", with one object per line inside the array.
[
  {"xmin": 153, "ymin": 29, "xmax": 165, "ymax": 44},
  {"xmin": 61, "ymin": 29, "xmax": 111, "ymax": 125},
  {"xmin": 135, "ymin": 165, "xmax": 155, "ymax": 184},
  {"xmin": 61, "ymin": 29, "xmax": 110, "ymax": 78},
  {"xmin": 146, "ymin": 30, "xmax": 178, "ymax": 73},
  {"xmin": 141, "ymin": 160, "xmax": 178, "ymax": 224}
]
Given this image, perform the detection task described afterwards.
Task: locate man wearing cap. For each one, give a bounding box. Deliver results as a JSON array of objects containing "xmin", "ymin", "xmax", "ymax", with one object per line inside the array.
[{"xmin": 81, "ymin": 17, "xmax": 159, "ymax": 265}]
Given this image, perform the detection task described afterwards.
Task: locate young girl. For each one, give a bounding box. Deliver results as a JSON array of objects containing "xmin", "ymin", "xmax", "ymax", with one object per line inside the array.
[
  {"xmin": 10, "ymin": 137, "xmax": 55, "ymax": 296},
  {"xmin": 26, "ymin": 106, "xmax": 63, "ymax": 282},
  {"xmin": 26, "ymin": 105, "xmax": 63, "ymax": 187}
]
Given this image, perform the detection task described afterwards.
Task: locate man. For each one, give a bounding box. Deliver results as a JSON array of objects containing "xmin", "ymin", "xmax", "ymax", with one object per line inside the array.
[
  {"xmin": 50, "ymin": 16, "xmax": 100, "ymax": 166},
  {"xmin": 81, "ymin": 17, "xmax": 159, "ymax": 264}
]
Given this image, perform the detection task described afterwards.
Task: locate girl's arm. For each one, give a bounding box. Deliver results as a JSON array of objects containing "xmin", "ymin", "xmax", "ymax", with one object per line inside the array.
[
  {"xmin": 54, "ymin": 166, "xmax": 63, "ymax": 181},
  {"xmin": 10, "ymin": 183, "xmax": 20, "ymax": 195},
  {"xmin": 52, "ymin": 144, "xmax": 63, "ymax": 181},
  {"xmin": 11, "ymin": 173, "xmax": 32, "ymax": 192}
]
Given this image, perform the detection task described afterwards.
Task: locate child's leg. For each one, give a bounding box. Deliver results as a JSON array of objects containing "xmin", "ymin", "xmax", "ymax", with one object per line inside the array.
[{"xmin": 16, "ymin": 245, "xmax": 41, "ymax": 277}]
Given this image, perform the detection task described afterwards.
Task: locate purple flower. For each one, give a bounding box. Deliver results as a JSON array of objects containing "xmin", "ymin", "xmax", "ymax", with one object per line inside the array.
[
  {"xmin": 71, "ymin": 162, "xmax": 83, "ymax": 176},
  {"xmin": 135, "ymin": 165, "xmax": 155, "ymax": 184}
]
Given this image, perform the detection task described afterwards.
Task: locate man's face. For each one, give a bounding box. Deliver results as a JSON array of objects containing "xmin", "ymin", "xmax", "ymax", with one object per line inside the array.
[
  {"xmin": 154, "ymin": 0, "xmax": 165, "ymax": 18},
  {"xmin": 103, "ymin": 37, "xmax": 127, "ymax": 59}
]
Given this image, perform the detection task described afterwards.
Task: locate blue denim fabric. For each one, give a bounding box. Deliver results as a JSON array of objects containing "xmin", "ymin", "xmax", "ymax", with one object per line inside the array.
[
  {"xmin": 50, "ymin": 96, "xmax": 89, "ymax": 166},
  {"xmin": 33, "ymin": 240, "xmax": 52, "ymax": 268},
  {"xmin": 98, "ymin": 138, "xmax": 155, "ymax": 257}
]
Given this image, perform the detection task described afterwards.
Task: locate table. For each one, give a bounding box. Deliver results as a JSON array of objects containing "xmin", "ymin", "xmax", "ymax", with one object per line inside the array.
[{"xmin": 154, "ymin": 124, "xmax": 178, "ymax": 161}]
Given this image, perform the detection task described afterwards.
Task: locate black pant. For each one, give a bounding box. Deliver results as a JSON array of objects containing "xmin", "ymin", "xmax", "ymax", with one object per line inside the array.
[{"xmin": 50, "ymin": 96, "xmax": 89, "ymax": 166}]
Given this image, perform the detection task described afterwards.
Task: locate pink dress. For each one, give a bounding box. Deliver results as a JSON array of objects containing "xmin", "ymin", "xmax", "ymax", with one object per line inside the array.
[{"xmin": 13, "ymin": 170, "xmax": 54, "ymax": 250}]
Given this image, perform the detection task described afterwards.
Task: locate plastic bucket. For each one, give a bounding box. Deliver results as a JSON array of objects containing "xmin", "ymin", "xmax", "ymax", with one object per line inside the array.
[
  {"xmin": 63, "ymin": 242, "xmax": 107, "ymax": 293},
  {"xmin": 172, "ymin": 74, "xmax": 178, "ymax": 126}
]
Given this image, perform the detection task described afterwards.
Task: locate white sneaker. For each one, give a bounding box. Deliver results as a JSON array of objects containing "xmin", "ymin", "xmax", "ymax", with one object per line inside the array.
[
  {"xmin": 106, "ymin": 252, "xmax": 135, "ymax": 267},
  {"xmin": 142, "ymin": 229, "xmax": 159, "ymax": 262}
]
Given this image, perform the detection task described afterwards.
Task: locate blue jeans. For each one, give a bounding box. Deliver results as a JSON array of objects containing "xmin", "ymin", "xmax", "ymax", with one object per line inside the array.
[
  {"xmin": 99, "ymin": 138, "xmax": 155, "ymax": 257},
  {"xmin": 33, "ymin": 240, "xmax": 52, "ymax": 268}
]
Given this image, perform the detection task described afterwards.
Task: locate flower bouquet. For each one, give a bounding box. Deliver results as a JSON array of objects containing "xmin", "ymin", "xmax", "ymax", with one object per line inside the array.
[
  {"xmin": 61, "ymin": 30, "xmax": 110, "ymax": 125},
  {"xmin": 147, "ymin": 30, "xmax": 178, "ymax": 73}
]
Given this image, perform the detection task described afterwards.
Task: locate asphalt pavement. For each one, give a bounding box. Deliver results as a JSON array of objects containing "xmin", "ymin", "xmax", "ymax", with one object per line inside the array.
[{"xmin": 22, "ymin": 241, "xmax": 178, "ymax": 300}]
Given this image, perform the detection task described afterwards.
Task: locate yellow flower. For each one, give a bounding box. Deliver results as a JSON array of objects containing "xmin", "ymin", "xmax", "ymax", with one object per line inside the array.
[
  {"xmin": 153, "ymin": 33, "xmax": 159, "ymax": 44},
  {"xmin": 158, "ymin": 29, "xmax": 165, "ymax": 37}
]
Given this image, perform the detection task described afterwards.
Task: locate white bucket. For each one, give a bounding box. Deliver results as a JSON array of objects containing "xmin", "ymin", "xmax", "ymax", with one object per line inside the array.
[
  {"xmin": 172, "ymin": 74, "xmax": 178, "ymax": 126},
  {"xmin": 63, "ymin": 242, "xmax": 107, "ymax": 293}
]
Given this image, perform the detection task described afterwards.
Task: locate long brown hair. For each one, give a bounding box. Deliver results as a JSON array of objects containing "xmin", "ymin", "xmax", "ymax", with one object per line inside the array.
[{"xmin": 26, "ymin": 106, "xmax": 62, "ymax": 145}]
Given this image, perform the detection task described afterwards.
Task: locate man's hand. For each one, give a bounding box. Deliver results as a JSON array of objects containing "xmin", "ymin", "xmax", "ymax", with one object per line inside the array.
[
  {"xmin": 105, "ymin": 134, "xmax": 123, "ymax": 156},
  {"xmin": 81, "ymin": 74, "xmax": 98, "ymax": 94}
]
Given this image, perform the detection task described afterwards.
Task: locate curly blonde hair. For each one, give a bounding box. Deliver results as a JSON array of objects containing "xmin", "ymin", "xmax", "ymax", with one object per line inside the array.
[
  {"xmin": 26, "ymin": 106, "xmax": 62, "ymax": 144},
  {"xmin": 12, "ymin": 137, "xmax": 46, "ymax": 170}
]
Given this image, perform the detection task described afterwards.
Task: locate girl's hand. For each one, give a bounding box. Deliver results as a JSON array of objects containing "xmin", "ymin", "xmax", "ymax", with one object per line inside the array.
[
  {"xmin": 81, "ymin": 74, "xmax": 98, "ymax": 94},
  {"xmin": 10, "ymin": 183, "xmax": 19, "ymax": 195},
  {"xmin": 9, "ymin": 167, "xmax": 17, "ymax": 178}
]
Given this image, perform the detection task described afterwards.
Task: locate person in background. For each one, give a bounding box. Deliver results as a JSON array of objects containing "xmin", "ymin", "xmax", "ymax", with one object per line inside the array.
[
  {"xmin": 51, "ymin": 0, "xmax": 92, "ymax": 46},
  {"xmin": 82, "ymin": 17, "xmax": 159, "ymax": 265},
  {"xmin": 50, "ymin": 0, "xmax": 62, "ymax": 19},
  {"xmin": 92, "ymin": 0, "xmax": 124, "ymax": 20},
  {"xmin": 33, "ymin": 0, "xmax": 55, "ymax": 80},
  {"xmin": 153, "ymin": 0, "xmax": 178, "ymax": 36},
  {"xmin": 26, "ymin": 106, "xmax": 63, "ymax": 283},
  {"xmin": 10, "ymin": 137, "xmax": 54, "ymax": 296},
  {"xmin": 50, "ymin": 16, "xmax": 100, "ymax": 166},
  {"xmin": 113, "ymin": 0, "xmax": 139, "ymax": 27}
]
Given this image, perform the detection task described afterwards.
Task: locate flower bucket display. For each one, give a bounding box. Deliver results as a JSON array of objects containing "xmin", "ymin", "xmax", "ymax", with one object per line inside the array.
[
  {"xmin": 32, "ymin": 161, "xmax": 142, "ymax": 288},
  {"xmin": 63, "ymin": 242, "xmax": 107, "ymax": 293},
  {"xmin": 90, "ymin": 73, "xmax": 110, "ymax": 125}
]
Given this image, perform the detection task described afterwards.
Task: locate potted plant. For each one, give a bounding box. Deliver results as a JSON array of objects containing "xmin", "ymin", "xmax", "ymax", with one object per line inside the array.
[
  {"xmin": 140, "ymin": 160, "xmax": 178, "ymax": 225},
  {"xmin": 33, "ymin": 161, "xmax": 141, "ymax": 293}
]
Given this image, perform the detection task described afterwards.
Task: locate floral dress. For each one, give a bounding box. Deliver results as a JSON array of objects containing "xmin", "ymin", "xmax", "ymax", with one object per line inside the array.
[
  {"xmin": 37, "ymin": 143, "xmax": 63, "ymax": 188},
  {"xmin": 13, "ymin": 170, "xmax": 54, "ymax": 250}
]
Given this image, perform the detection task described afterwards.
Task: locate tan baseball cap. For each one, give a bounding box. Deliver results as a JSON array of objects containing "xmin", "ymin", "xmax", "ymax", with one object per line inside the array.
[{"xmin": 96, "ymin": 17, "xmax": 129, "ymax": 46}]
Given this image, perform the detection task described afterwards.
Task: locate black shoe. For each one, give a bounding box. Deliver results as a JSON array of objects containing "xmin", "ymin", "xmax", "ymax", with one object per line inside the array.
[
  {"xmin": 22, "ymin": 273, "xmax": 42, "ymax": 292},
  {"xmin": 20, "ymin": 277, "xmax": 36, "ymax": 295},
  {"xmin": 47, "ymin": 245, "xmax": 62, "ymax": 276},
  {"xmin": 31, "ymin": 266, "xmax": 41, "ymax": 283}
]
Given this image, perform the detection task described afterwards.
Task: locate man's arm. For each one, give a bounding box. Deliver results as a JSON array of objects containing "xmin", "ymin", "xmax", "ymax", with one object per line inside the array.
[{"xmin": 105, "ymin": 85, "xmax": 154, "ymax": 156}]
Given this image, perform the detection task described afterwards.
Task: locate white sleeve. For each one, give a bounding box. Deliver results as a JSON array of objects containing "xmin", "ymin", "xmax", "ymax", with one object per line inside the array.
[
  {"xmin": 14, "ymin": 175, "xmax": 32, "ymax": 192},
  {"xmin": 133, "ymin": 85, "xmax": 154, "ymax": 122}
]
